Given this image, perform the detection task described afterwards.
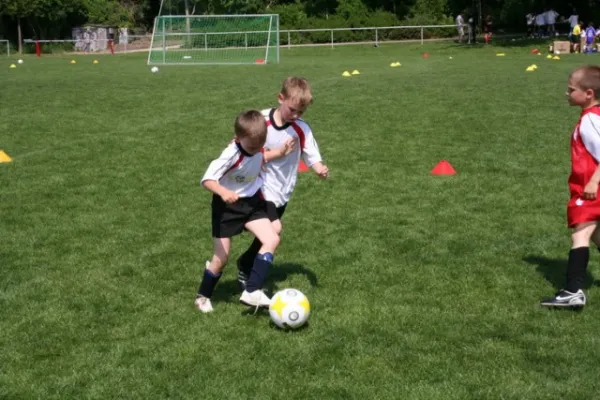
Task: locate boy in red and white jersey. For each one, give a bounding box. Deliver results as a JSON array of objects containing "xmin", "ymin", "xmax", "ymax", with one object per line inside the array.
[
  {"xmin": 236, "ymin": 77, "xmax": 329, "ymax": 288},
  {"xmin": 195, "ymin": 110, "xmax": 280, "ymax": 313},
  {"xmin": 541, "ymin": 66, "xmax": 600, "ymax": 309}
]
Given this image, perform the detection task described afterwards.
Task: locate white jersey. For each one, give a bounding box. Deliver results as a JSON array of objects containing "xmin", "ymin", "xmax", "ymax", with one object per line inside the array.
[
  {"xmin": 201, "ymin": 141, "xmax": 263, "ymax": 197},
  {"xmin": 261, "ymin": 108, "xmax": 323, "ymax": 207}
]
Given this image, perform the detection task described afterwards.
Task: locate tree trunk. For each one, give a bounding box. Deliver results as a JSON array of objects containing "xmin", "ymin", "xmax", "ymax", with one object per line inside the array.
[{"xmin": 17, "ymin": 17, "xmax": 22, "ymax": 54}]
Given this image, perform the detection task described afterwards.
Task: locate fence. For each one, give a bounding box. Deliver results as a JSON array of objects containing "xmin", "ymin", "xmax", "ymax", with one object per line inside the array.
[
  {"xmin": 21, "ymin": 24, "xmax": 464, "ymax": 55},
  {"xmin": 0, "ymin": 40, "xmax": 10, "ymax": 56}
]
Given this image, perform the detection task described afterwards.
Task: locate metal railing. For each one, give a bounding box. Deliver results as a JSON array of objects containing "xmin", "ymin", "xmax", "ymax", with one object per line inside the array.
[
  {"xmin": 280, "ymin": 24, "xmax": 458, "ymax": 48},
  {"xmin": 21, "ymin": 23, "xmax": 463, "ymax": 54}
]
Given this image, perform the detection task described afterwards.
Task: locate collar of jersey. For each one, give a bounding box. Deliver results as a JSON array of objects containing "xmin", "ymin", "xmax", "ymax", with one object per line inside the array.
[
  {"xmin": 235, "ymin": 141, "xmax": 254, "ymax": 157},
  {"xmin": 269, "ymin": 108, "xmax": 291, "ymax": 130}
]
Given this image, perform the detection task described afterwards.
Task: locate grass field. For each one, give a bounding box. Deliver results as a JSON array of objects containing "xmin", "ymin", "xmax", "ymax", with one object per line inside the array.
[{"xmin": 2, "ymin": 41, "xmax": 600, "ymax": 399}]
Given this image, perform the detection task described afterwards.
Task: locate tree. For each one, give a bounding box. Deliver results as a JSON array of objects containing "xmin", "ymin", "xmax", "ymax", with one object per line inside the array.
[{"xmin": 0, "ymin": 0, "xmax": 34, "ymax": 52}]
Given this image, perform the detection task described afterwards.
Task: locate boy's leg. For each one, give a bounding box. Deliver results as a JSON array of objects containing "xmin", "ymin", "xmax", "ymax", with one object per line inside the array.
[
  {"xmin": 237, "ymin": 202, "xmax": 286, "ymax": 287},
  {"xmin": 541, "ymin": 222, "xmax": 596, "ymax": 308},
  {"xmin": 243, "ymin": 218, "xmax": 280, "ymax": 292},
  {"xmin": 196, "ymin": 237, "xmax": 230, "ymax": 312}
]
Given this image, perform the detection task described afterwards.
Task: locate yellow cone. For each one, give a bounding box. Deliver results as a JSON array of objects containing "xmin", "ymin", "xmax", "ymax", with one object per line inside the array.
[
  {"xmin": 537, "ymin": 53, "xmax": 543, "ymax": 56},
  {"xmin": 0, "ymin": 150, "xmax": 12, "ymax": 163},
  {"xmin": 351, "ymin": 69, "xmax": 360, "ymax": 75},
  {"xmin": 546, "ymin": 54, "xmax": 552, "ymax": 59},
  {"xmin": 526, "ymin": 66, "xmax": 535, "ymax": 72},
  {"xmin": 342, "ymin": 71, "xmax": 351, "ymax": 77},
  {"xmin": 531, "ymin": 64, "xmax": 538, "ymax": 69},
  {"xmin": 552, "ymin": 56, "xmax": 560, "ymax": 60},
  {"xmin": 9, "ymin": 64, "xmax": 16, "ymax": 68},
  {"xmin": 93, "ymin": 60, "xmax": 99, "ymax": 64},
  {"xmin": 496, "ymin": 53, "xmax": 505, "ymax": 56},
  {"xmin": 70, "ymin": 60, "xmax": 76, "ymax": 64}
]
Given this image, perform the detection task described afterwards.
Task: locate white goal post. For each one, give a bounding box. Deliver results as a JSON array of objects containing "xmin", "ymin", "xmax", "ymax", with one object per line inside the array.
[
  {"xmin": 0, "ymin": 40, "xmax": 10, "ymax": 57},
  {"xmin": 147, "ymin": 14, "xmax": 280, "ymax": 65}
]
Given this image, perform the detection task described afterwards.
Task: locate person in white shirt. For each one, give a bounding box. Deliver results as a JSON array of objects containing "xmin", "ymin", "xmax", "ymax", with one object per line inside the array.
[
  {"xmin": 536, "ymin": 12, "xmax": 546, "ymax": 37},
  {"xmin": 456, "ymin": 14, "xmax": 465, "ymax": 43},
  {"xmin": 544, "ymin": 8, "xmax": 559, "ymax": 36},
  {"xmin": 568, "ymin": 9, "xmax": 579, "ymax": 40},
  {"xmin": 195, "ymin": 110, "xmax": 286, "ymax": 313},
  {"xmin": 236, "ymin": 77, "xmax": 329, "ymax": 289},
  {"xmin": 526, "ymin": 13, "xmax": 536, "ymax": 37}
]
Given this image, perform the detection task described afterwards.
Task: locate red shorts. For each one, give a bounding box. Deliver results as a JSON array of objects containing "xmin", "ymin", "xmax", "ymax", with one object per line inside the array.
[{"xmin": 567, "ymin": 196, "xmax": 600, "ymax": 227}]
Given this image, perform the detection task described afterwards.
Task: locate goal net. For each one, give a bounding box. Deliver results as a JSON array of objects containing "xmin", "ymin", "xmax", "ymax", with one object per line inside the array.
[{"xmin": 148, "ymin": 14, "xmax": 280, "ymax": 65}]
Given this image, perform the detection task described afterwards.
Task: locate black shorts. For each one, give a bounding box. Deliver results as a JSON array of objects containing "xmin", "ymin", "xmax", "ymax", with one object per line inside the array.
[
  {"xmin": 211, "ymin": 193, "xmax": 268, "ymax": 238},
  {"xmin": 265, "ymin": 201, "xmax": 287, "ymax": 222}
]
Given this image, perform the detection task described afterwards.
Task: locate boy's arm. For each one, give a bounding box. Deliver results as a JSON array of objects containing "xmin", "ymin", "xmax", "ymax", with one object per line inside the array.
[
  {"xmin": 300, "ymin": 126, "xmax": 329, "ymax": 179},
  {"xmin": 202, "ymin": 179, "xmax": 239, "ymax": 204},
  {"xmin": 201, "ymin": 143, "xmax": 240, "ymax": 204},
  {"xmin": 580, "ymin": 113, "xmax": 600, "ymax": 199}
]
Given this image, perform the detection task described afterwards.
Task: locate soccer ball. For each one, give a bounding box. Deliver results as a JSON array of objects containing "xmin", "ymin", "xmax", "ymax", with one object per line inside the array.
[
  {"xmin": 269, "ymin": 288, "xmax": 310, "ymax": 330},
  {"xmin": 17, "ymin": 59, "xmax": 23, "ymax": 64},
  {"xmin": 151, "ymin": 66, "xmax": 159, "ymax": 73}
]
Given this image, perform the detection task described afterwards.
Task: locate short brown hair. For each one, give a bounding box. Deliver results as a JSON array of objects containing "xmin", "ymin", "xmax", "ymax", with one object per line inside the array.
[
  {"xmin": 234, "ymin": 109, "xmax": 267, "ymax": 143},
  {"xmin": 572, "ymin": 65, "xmax": 600, "ymax": 98},
  {"xmin": 280, "ymin": 76, "xmax": 313, "ymax": 107}
]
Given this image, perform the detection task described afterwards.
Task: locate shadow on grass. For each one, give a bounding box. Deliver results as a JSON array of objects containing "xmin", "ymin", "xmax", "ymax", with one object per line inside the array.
[
  {"xmin": 523, "ymin": 255, "xmax": 598, "ymax": 290},
  {"xmin": 211, "ymin": 262, "xmax": 318, "ymax": 304}
]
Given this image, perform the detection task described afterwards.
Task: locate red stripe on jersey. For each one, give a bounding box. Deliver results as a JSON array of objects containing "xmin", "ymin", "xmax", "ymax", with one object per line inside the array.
[
  {"xmin": 290, "ymin": 122, "xmax": 306, "ymax": 150},
  {"xmin": 223, "ymin": 153, "xmax": 245, "ymax": 176},
  {"xmin": 265, "ymin": 120, "xmax": 272, "ymax": 127}
]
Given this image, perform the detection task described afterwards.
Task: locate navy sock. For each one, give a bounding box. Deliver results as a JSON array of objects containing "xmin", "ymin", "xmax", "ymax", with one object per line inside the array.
[
  {"xmin": 566, "ymin": 247, "xmax": 589, "ymax": 293},
  {"xmin": 198, "ymin": 268, "xmax": 222, "ymax": 298},
  {"xmin": 246, "ymin": 253, "xmax": 273, "ymax": 292}
]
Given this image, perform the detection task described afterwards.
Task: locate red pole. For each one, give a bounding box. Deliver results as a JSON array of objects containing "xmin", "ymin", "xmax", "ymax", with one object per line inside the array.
[
  {"xmin": 108, "ymin": 39, "xmax": 114, "ymax": 55},
  {"xmin": 35, "ymin": 41, "xmax": 41, "ymax": 57}
]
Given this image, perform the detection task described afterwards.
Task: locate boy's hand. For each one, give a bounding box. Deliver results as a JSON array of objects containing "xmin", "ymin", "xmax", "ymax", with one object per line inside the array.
[
  {"xmin": 221, "ymin": 190, "xmax": 240, "ymax": 204},
  {"xmin": 280, "ymin": 138, "xmax": 297, "ymax": 157},
  {"xmin": 314, "ymin": 163, "xmax": 329, "ymax": 180},
  {"xmin": 584, "ymin": 181, "xmax": 599, "ymax": 200}
]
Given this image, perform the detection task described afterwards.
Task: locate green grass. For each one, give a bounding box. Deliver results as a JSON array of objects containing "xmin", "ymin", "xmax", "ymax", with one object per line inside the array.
[{"xmin": 2, "ymin": 42, "xmax": 600, "ymax": 399}]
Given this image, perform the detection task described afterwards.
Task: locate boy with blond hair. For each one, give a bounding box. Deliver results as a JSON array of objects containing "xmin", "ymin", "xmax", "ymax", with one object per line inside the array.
[
  {"xmin": 236, "ymin": 77, "xmax": 329, "ymax": 288},
  {"xmin": 195, "ymin": 110, "xmax": 280, "ymax": 313},
  {"xmin": 541, "ymin": 66, "xmax": 600, "ymax": 309}
]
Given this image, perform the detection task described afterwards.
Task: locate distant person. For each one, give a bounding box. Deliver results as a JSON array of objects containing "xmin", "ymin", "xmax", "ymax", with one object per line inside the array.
[
  {"xmin": 568, "ymin": 9, "xmax": 579, "ymax": 35},
  {"xmin": 536, "ymin": 12, "xmax": 546, "ymax": 37},
  {"xmin": 572, "ymin": 22, "xmax": 583, "ymax": 53},
  {"xmin": 585, "ymin": 22, "xmax": 596, "ymax": 53},
  {"xmin": 483, "ymin": 15, "xmax": 493, "ymax": 44},
  {"xmin": 545, "ymin": 8, "xmax": 560, "ymax": 36},
  {"xmin": 456, "ymin": 13, "xmax": 465, "ymax": 43},
  {"xmin": 526, "ymin": 12, "xmax": 536, "ymax": 37}
]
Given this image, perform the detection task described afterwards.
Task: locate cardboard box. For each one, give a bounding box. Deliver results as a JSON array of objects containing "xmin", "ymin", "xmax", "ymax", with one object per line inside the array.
[{"xmin": 553, "ymin": 40, "xmax": 570, "ymax": 54}]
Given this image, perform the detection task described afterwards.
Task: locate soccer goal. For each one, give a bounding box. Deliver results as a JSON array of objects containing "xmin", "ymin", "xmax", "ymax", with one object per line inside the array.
[{"xmin": 148, "ymin": 14, "xmax": 280, "ymax": 65}]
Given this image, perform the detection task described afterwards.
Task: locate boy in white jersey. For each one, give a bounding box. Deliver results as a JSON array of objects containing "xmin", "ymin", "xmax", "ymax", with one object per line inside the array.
[
  {"xmin": 195, "ymin": 110, "xmax": 280, "ymax": 313},
  {"xmin": 236, "ymin": 77, "xmax": 329, "ymax": 289}
]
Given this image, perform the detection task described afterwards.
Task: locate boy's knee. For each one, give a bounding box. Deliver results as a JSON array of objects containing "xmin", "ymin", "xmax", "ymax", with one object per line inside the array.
[
  {"xmin": 272, "ymin": 220, "xmax": 283, "ymax": 235},
  {"xmin": 212, "ymin": 254, "xmax": 229, "ymax": 268}
]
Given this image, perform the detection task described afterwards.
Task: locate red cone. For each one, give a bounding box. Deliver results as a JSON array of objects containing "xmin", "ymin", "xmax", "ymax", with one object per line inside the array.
[
  {"xmin": 531, "ymin": 48, "xmax": 539, "ymax": 54},
  {"xmin": 298, "ymin": 160, "xmax": 309, "ymax": 172},
  {"xmin": 423, "ymin": 52, "xmax": 429, "ymax": 58},
  {"xmin": 431, "ymin": 160, "xmax": 456, "ymax": 175}
]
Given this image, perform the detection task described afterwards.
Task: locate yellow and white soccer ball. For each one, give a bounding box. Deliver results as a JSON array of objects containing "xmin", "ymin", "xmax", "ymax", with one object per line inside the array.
[{"xmin": 269, "ymin": 288, "xmax": 310, "ymax": 329}]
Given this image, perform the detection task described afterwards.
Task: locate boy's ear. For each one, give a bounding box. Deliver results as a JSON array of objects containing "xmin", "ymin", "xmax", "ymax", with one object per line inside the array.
[
  {"xmin": 277, "ymin": 93, "xmax": 285, "ymax": 103},
  {"xmin": 587, "ymin": 88, "xmax": 596, "ymax": 99}
]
